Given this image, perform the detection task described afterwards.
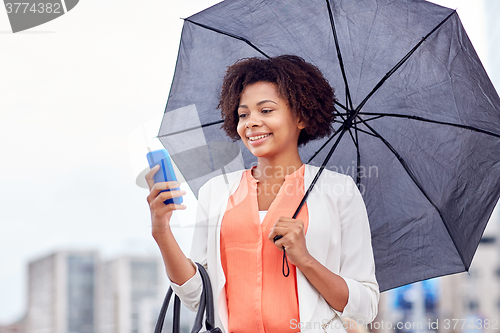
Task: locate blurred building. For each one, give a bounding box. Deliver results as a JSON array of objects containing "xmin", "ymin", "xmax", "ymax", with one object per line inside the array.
[
  {"xmin": 438, "ymin": 207, "xmax": 500, "ymax": 333},
  {"xmin": 484, "ymin": 0, "xmax": 500, "ymax": 87},
  {"xmin": 0, "ymin": 317, "xmax": 26, "ymax": 333},
  {"xmin": 20, "ymin": 249, "xmax": 196, "ymax": 333},
  {"xmin": 97, "ymin": 256, "xmax": 168, "ymax": 333},
  {"xmin": 26, "ymin": 250, "xmax": 98, "ymax": 333}
]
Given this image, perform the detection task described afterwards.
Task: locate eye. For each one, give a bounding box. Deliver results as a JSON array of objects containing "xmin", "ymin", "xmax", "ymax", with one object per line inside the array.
[
  {"xmin": 238, "ymin": 113, "xmax": 247, "ymax": 119},
  {"xmin": 262, "ymin": 109, "xmax": 272, "ymax": 114}
]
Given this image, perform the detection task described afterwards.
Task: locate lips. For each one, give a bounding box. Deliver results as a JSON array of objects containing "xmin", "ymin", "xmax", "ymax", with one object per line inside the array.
[
  {"xmin": 246, "ymin": 133, "xmax": 272, "ymax": 146},
  {"xmin": 248, "ymin": 133, "xmax": 271, "ymax": 141}
]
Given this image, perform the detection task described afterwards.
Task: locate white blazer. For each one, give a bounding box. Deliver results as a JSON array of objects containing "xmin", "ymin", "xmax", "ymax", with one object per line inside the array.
[{"xmin": 171, "ymin": 164, "xmax": 379, "ymax": 332}]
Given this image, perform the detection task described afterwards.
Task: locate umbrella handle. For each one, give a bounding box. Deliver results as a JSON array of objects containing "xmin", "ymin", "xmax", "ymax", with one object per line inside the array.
[
  {"xmin": 282, "ymin": 250, "xmax": 290, "ymax": 277},
  {"xmin": 273, "ymin": 235, "xmax": 290, "ymax": 277}
]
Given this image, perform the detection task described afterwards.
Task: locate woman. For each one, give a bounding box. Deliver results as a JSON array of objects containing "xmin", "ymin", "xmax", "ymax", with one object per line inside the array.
[{"xmin": 146, "ymin": 55, "xmax": 379, "ymax": 332}]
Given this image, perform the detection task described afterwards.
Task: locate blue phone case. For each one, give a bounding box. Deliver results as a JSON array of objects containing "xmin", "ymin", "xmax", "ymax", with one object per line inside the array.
[{"xmin": 146, "ymin": 149, "xmax": 183, "ymax": 205}]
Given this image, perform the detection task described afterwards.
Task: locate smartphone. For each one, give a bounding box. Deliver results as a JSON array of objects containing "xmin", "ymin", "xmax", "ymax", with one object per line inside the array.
[{"xmin": 146, "ymin": 148, "xmax": 183, "ymax": 205}]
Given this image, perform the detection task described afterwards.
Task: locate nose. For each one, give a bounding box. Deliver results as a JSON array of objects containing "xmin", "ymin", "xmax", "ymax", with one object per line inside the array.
[{"xmin": 245, "ymin": 112, "xmax": 262, "ymax": 128}]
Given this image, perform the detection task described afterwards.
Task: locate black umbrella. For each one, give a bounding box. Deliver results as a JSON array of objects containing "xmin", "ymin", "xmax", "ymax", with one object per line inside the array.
[{"xmin": 158, "ymin": 0, "xmax": 500, "ymax": 292}]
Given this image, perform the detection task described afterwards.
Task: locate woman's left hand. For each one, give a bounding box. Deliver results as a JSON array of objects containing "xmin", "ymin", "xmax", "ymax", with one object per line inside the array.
[{"xmin": 268, "ymin": 217, "xmax": 312, "ymax": 268}]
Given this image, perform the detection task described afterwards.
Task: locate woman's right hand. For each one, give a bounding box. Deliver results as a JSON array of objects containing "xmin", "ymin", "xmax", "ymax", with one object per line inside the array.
[{"xmin": 145, "ymin": 165, "xmax": 186, "ymax": 236}]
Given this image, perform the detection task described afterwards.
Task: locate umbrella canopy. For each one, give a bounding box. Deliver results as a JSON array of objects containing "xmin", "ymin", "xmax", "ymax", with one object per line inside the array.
[{"xmin": 158, "ymin": 0, "xmax": 500, "ymax": 292}]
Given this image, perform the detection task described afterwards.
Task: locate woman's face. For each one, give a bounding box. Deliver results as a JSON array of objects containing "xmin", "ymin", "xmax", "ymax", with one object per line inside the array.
[{"xmin": 236, "ymin": 81, "xmax": 304, "ymax": 159}]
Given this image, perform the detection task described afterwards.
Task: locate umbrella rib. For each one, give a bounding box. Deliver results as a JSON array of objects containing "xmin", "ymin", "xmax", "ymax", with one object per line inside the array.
[
  {"xmin": 336, "ymin": 112, "xmax": 386, "ymax": 125},
  {"xmin": 351, "ymin": 125, "xmax": 378, "ymax": 137},
  {"xmin": 346, "ymin": 127, "xmax": 359, "ymax": 151},
  {"xmin": 356, "ymin": 117, "xmax": 469, "ymax": 270},
  {"xmin": 356, "ymin": 115, "xmax": 385, "ymax": 123},
  {"xmin": 339, "ymin": 113, "xmax": 386, "ymax": 123},
  {"xmin": 297, "ymin": 126, "xmax": 349, "ymax": 219},
  {"xmin": 325, "ymin": 0, "xmax": 354, "ymax": 110},
  {"xmin": 353, "ymin": 10, "xmax": 456, "ymax": 115},
  {"xmin": 184, "ymin": 19, "xmax": 270, "ymax": 59},
  {"xmin": 334, "ymin": 100, "xmax": 348, "ymax": 111},
  {"xmin": 358, "ymin": 112, "xmax": 500, "ymax": 138},
  {"xmin": 157, "ymin": 120, "xmax": 224, "ymax": 138},
  {"xmin": 306, "ymin": 127, "xmax": 344, "ymax": 164}
]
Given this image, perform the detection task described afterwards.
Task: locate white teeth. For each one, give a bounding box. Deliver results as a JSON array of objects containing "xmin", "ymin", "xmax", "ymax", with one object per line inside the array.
[{"xmin": 249, "ymin": 134, "xmax": 270, "ymax": 141}]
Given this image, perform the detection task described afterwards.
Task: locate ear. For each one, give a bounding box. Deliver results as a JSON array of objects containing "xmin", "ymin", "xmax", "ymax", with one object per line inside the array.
[{"xmin": 297, "ymin": 117, "xmax": 306, "ymax": 130}]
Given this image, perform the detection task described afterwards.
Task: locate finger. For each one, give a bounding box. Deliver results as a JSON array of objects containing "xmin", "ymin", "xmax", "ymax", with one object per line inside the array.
[
  {"xmin": 147, "ymin": 187, "xmax": 184, "ymax": 206},
  {"xmin": 272, "ymin": 220, "xmax": 304, "ymax": 237},
  {"xmin": 157, "ymin": 189, "xmax": 186, "ymax": 203},
  {"xmin": 149, "ymin": 181, "xmax": 182, "ymax": 197},
  {"xmin": 147, "ymin": 184, "xmax": 169, "ymax": 203},
  {"xmin": 271, "ymin": 232, "xmax": 298, "ymax": 251},
  {"xmin": 150, "ymin": 193, "xmax": 187, "ymax": 211},
  {"xmin": 269, "ymin": 225, "xmax": 304, "ymax": 246},
  {"xmin": 273, "ymin": 237, "xmax": 286, "ymax": 251},
  {"xmin": 269, "ymin": 226, "xmax": 287, "ymax": 243},
  {"xmin": 273, "ymin": 217, "xmax": 303, "ymax": 227},
  {"xmin": 157, "ymin": 203, "xmax": 187, "ymax": 213},
  {"xmin": 145, "ymin": 165, "xmax": 160, "ymax": 190},
  {"xmin": 275, "ymin": 216, "xmax": 296, "ymax": 223}
]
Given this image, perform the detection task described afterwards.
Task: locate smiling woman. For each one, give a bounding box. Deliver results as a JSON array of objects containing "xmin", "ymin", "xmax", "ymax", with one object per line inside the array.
[{"xmin": 146, "ymin": 55, "xmax": 379, "ymax": 332}]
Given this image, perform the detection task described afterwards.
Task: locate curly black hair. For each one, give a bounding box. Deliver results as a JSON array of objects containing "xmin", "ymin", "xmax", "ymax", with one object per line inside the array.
[{"xmin": 218, "ymin": 55, "xmax": 337, "ymax": 146}]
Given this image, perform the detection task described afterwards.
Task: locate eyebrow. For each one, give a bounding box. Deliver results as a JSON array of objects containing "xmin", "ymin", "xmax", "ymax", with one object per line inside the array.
[{"xmin": 238, "ymin": 99, "xmax": 278, "ymax": 109}]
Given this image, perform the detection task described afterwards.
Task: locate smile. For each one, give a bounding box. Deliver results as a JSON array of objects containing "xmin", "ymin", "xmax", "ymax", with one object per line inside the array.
[{"xmin": 248, "ymin": 133, "xmax": 271, "ymax": 141}]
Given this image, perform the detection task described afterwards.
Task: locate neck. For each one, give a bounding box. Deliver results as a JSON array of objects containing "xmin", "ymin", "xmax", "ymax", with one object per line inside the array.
[{"xmin": 253, "ymin": 153, "xmax": 303, "ymax": 182}]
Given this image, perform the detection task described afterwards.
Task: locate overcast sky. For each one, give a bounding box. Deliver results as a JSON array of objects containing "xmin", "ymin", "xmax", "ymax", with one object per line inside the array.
[{"xmin": 0, "ymin": 0, "xmax": 494, "ymax": 324}]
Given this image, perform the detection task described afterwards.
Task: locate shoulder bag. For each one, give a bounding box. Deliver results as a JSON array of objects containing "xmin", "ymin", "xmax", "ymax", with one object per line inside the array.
[{"xmin": 154, "ymin": 262, "xmax": 222, "ymax": 333}]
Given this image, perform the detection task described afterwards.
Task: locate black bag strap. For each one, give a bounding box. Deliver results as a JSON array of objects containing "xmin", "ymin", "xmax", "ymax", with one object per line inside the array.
[
  {"xmin": 197, "ymin": 262, "xmax": 217, "ymax": 330},
  {"xmin": 154, "ymin": 263, "xmax": 221, "ymax": 333},
  {"xmin": 153, "ymin": 287, "xmax": 173, "ymax": 333},
  {"xmin": 173, "ymin": 295, "xmax": 181, "ymax": 332}
]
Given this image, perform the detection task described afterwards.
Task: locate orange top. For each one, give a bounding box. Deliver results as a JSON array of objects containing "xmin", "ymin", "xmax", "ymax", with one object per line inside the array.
[{"xmin": 220, "ymin": 164, "xmax": 309, "ymax": 333}]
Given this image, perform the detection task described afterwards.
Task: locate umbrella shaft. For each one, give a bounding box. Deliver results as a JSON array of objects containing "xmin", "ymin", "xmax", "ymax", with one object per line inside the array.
[{"xmin": 293, "ymin": 125, "xmax": 349, "ymax": 218}]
